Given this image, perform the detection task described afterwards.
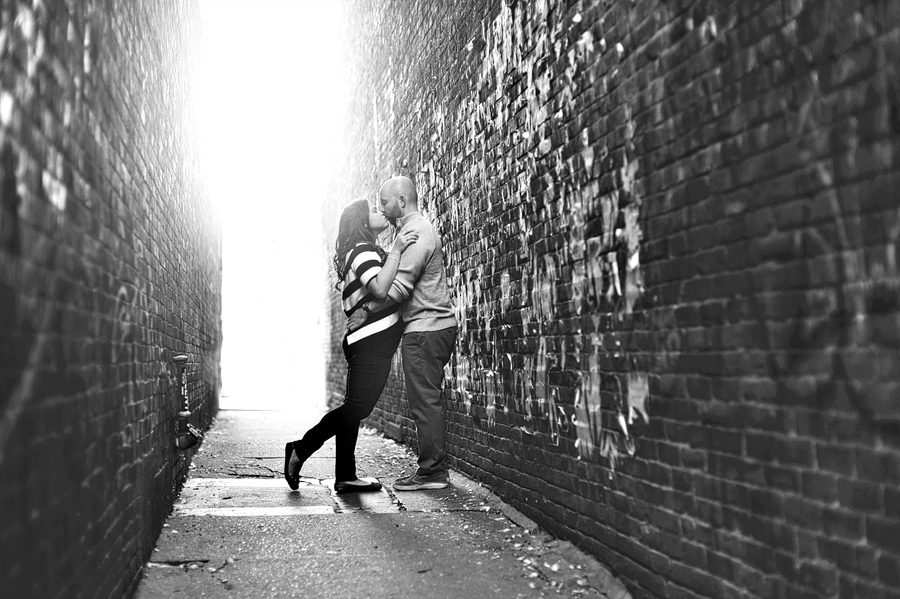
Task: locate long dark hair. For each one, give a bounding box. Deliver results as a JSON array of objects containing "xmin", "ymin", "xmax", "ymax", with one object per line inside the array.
[{"xmin": 332, "ymin": 199, "xmax": 386, "ymax": 289}]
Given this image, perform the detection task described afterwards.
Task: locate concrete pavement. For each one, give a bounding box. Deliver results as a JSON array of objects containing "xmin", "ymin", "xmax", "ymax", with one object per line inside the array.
[{"xmin": 134, "ymin": 410, "xmax": 630, "ymax": 599}]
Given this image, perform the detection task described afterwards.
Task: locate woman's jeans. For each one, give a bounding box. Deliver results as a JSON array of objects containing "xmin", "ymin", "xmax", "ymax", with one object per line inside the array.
[{"xmin": 293, "ymin": 348, "xmax": 394, "ymax": 481}]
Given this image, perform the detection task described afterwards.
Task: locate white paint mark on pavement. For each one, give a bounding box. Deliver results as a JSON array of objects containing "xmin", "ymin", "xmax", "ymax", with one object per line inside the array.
[
  {"xmin": 174, "ymin": 506, "xmax": 335, "ymax": 517},
  {"xmin": 184, "ymin": 478, "xmax": 292, "ymax": 488}
]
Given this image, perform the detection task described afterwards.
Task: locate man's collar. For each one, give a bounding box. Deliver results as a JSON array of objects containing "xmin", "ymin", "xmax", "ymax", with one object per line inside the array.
[{"xmin": 397, "ymin": 212, "xmax": 422, "ymax": 228}]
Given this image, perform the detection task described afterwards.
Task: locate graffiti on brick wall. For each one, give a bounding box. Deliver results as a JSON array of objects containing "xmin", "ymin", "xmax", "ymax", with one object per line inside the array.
[
  {"xmin": 0, "ymin": 0, "xmax": 104, "ymax": 464},
  {"xmin": 0, "ymin": 142, "xmax": 21, "ymax": 256},
  {"xmin": 415, "ymin": 1, "xmax": 652, "ymax": 470},
  {"xmin": 571, "ymin": 133, "xmax": 650, "ymax": 467},
  {"xmin": 113, "ymin": 281, "xmax": 140, "ymax": 362},
  {"xmin": 771, "ymin": 1, "xmax": 900, "ymax": 425},
  {"xmin": 0, "ymin": 139, "xmax": 39, "ymax": 467},
  {"xmin": 0, "ymin": 131, "xmax": 150, "ymax": 466}
]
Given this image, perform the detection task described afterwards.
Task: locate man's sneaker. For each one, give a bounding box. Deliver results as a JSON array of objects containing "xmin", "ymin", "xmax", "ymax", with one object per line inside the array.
[{"xmin": 392, "ymin": 472, "xmax": 449, "ymax": 491}]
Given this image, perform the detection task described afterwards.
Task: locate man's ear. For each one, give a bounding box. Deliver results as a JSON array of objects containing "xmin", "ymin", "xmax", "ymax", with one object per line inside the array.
[{"xmin": 399, "ymin": 195, "xmax": 406, "ymax": 208}]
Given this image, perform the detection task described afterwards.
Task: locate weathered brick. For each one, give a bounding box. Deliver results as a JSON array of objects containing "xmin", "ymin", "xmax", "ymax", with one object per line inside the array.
[
  {"xmin": 339, "ymin": 2, "xmax": 900, "ymax": 599},
  {"xmin": 880, "ymin": 554, "xmax": 900, "ymax": 587},
  {"xmin": 822, "ymin": 507, "xmax": 866, "ymax": 540},
  {"xmin": 0, "ymin": 1, "xmax": 218, "ymax": 598},
  {"xmin": 817, "ymin": 444, "xmax": 855, "ymax": 477},
  {"xmin": 867, "ymin": 516, "xmax": 900, "ymax": 553}
]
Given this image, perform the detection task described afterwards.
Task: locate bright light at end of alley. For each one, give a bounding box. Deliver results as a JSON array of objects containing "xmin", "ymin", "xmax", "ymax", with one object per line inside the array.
[{"xmin": 197, "ymin": 0, "xmax": 348, "ymax": 412}]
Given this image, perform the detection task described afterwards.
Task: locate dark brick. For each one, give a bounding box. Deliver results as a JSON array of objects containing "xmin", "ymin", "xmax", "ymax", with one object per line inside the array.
[
  {"xmin": 887, "ymin": 486, "xmax": 900, "ymax": 519},
  {"xmin": 0, "ymin": 2, "xmax": 219, "ymax": 597},
  {"xmin": 783, "ymin": 496, "xmax": 822, "ymax": 530},
  {"xmin": 338, "ymin": 2, "xmax": 900, "ymax": 599},
  {"xmin": 681, "ymin": 448, "xmax": 707, "ymax": 470},
  {"xmin": 819, "ymin": 536, "xmax": 860, "ymax": 573},
  {"xmin": 880, "ymin": 554, "xmax": 900, "ymax": 587},
  {"xmin": 745, "ymin": 432, "xmax": 776, "ymax": 461},
  {"xmin": 668, "ymin": 561, "xmax": 725, "ymax": 598},
  {"xmin": 764, "ymin": 464, "xmax": 801, "ymax": 492},
  {"xmin": 706, "ymin": 551, "xmax": 735, "ymax": 581},
  {"xmin": 801, "ymin": 470, "xmax": 839, "ymax": 503},
  {"xmin": 855, "ymin": 448, "xmax": 900, "ymax": 484},
  {"xmin": 837, "ymin": 478, "xmax": 883, "ymax": 514},
  {"xmin": 797, "ymin": 561, "xmax": 838, "ymax": 596},
  {"xmin": 774, "ymin": 437, "xmax": 815, "ymax": 467},
  {"xmin": 747, "ymin": 487, "xmax": 784, "ymax": 519},
  {"xmin": 867, "ymin": 516, "xmax": 900, "ymax": 552},
  {"xmin": 817, "ymin": 444, "xmax": 855, "ymax": 477},
  {"xmin": 822, "ymin": 507, "xmax": 866, "ymax": 540}
]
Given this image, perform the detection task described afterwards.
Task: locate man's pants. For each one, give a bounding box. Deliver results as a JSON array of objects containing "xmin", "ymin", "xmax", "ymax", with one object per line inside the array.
[{"xmin": 401, "ymin": 326, "xmax": 458, "ymax": 476}]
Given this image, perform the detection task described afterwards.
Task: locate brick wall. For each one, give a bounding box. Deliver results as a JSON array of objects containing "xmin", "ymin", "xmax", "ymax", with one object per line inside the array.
[
  {"xmin": 327, "ymin": 1, "xmax": 900, "ymax": 598},
  {"xmin": 0, "ymin": 1, "xmax": 220, "ymax": 598}
]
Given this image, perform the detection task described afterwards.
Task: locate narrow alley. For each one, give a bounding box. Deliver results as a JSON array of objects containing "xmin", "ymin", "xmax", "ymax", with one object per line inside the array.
[
  {"xmin": 1, "ymin": 0, "xmax": 899, "ymax": 598},
  {"xmin": 134, "ymin": 410, "xmax": 629, "ymax": 598}
]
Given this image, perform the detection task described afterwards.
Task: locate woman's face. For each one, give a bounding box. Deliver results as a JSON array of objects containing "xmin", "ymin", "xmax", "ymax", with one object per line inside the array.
[{"xmin": 367, "ymin": 202, "xmax": 389, "ymax": 233}]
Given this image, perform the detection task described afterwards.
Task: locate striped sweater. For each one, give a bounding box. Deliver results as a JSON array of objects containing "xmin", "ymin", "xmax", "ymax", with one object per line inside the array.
[{"xmin": 341, "ymin": 242, "xmax": 403, "ymax": 353}]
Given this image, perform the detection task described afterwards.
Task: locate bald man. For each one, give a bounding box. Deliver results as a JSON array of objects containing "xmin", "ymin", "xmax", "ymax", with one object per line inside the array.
[{"xmin": 352, "ymin": 176, "xmax": 458, "ymax": 490}]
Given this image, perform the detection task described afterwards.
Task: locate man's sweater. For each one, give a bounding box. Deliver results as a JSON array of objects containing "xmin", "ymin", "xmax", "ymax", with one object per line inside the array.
[{"xmin": 388, "ymin": 212, "xmax": 457, "ymax": 333}]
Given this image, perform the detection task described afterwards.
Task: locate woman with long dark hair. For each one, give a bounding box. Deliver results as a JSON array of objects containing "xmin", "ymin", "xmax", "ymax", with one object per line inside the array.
[{"xmin": 284, "ymin": 199, "xmax": 417, "ymax": 493}]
